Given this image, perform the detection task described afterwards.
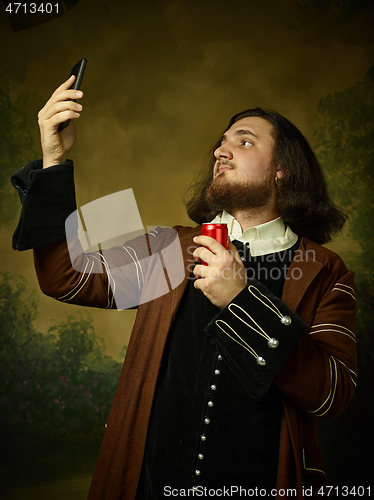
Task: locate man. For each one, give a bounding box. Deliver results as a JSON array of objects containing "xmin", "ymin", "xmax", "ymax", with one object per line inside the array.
[{"xmin": 11, "ymin": 76, "xmax": 356, "ymax": 499}]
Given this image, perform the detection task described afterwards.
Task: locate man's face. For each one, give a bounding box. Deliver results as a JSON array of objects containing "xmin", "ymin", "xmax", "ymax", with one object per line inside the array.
[{"xmin": 205, "ymin": 116, "xmax": 278, "ymax": 212}]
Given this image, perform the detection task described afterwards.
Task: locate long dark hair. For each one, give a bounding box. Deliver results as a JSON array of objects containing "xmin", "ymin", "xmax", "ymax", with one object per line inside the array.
[{"xmin": 185, "ymin": 108, "xmax": 347, "ymax": 245}]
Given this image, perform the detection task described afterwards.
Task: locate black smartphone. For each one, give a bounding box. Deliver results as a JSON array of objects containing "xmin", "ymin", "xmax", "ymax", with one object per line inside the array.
[{"xmin": 58, "ymin": 58, "xmax": 87, "ymax": 132}]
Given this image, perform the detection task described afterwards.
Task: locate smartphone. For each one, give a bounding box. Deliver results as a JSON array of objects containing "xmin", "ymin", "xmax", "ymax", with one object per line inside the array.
[{"xmin": 58, "ymin": 58, "xmax": 87, "ymax": 132}]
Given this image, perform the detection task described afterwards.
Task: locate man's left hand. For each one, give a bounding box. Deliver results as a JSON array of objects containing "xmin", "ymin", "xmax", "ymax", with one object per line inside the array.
[{"xmin": 193, "ymin": 235, "xmax": 247, "ymax": 310}]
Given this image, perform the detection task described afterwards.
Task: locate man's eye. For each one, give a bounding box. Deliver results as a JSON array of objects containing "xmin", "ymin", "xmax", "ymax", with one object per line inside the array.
[{"xmin": 242, "ymin": 140, "xmax": 252, "ymax": 147}]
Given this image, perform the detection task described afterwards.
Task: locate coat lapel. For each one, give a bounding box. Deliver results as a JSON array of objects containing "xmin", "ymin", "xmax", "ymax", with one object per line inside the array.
[
  {"xmin": 165, "ymin": 225, "xmax": 201, "ymax": 322},
  {"xmin": 282, "ymin": 237, "xmax": 324, "ymax": 317}
]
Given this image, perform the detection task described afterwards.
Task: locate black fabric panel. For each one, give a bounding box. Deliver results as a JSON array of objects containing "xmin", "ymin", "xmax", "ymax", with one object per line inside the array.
[
  {"xmin": 136, "ymin": 241, "xmax": 302, "ymax": 497},
  {"xmin": 206, "ymin": 278, "xmax": 308, "ymax": 401},
  {"xmin": 11, "ymin": 160, "xmax": 77, "ymax": 250}
]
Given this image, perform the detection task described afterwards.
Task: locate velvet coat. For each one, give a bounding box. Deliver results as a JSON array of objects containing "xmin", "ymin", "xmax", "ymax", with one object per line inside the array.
[
  {"xmin": 31, "ymin": 227, "xmax": 357, "ymax": 500},
  {"xmin": 11, "ymin": 161, "xmax": 357, "ymax": 499}
]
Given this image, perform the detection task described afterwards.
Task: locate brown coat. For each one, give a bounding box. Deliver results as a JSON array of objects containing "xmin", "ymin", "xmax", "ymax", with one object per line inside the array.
[{"xmin": 33, "ymin": 225, "xmax": 357, "ymax": 499}]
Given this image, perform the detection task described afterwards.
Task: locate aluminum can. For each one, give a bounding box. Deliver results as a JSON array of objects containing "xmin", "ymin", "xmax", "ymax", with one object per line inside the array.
[{"xmin": 201, "ymin": 223, "xmax": 229, "ymax": 265}]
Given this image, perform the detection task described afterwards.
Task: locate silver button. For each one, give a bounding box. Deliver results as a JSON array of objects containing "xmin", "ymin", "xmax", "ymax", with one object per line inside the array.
[
  {"xmin": 211, "ymin": 384, "xmax": 217, "ymax": 390},
  {"xmin": 195, "ymin": 470, "xmax": 201, "ymax": 476},
  {"xmin": 201, "ymin": 434, "xmax": 206, "ymax": 441},
  {"xmin": 268, "ymin": 338, "xmax": 279, "ymax": 349},
  {"xmin": 204, "ymin": 418, "xmax": 210, "ymax": 424},
  {"xmin": 214, "ymin": 369, "xmax": 220, "ymax": 375},
  {"xmin": 208, "ymin": 401, "xmax": 214, "ymax": 407},
  {"xmin": 281, "ymin": 315, "xmax": 292, "ymax": 326},
  {"xmin": 256, "ymin": 356, "xmax": 266, "ymax": 366},
  {"xmin": 218, "ymin": 355, "xmax": 222, "ymax": 361},
  {"xmin": 198, "ymin": 454, "xmax": 204, "ymax": 460}
]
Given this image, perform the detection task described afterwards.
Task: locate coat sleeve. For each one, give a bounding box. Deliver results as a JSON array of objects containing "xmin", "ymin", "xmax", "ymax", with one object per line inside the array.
[
  {"xmin": 11, "ymin": 161, "xmax": 182, "ymax": 310},
  {"xmin": 11, "ymin": 160, "xmax": 77, "ymax": 251},
  {"xmin": 205, "ymin": 279, "xmax": 308, "ymax": 401},
  {"xmin": 33, "ymin": 233, "xmax": 155, "ymax": 310},
  {"xmin": 205, "ymin": 257, "xmax": 357, "ymax": 419},
  {"xmin": 33, "ymin": 224, "xmax": 182, "ymax": 311},
  {"xmin": 275, "ymin": 263, "xmax": 357, "ymax": 420}
]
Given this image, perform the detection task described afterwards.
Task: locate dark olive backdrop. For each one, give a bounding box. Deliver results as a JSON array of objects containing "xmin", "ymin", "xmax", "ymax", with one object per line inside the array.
[{"xmin": 0, "ymin": 0, "xmax": 373, "ymax": 498}]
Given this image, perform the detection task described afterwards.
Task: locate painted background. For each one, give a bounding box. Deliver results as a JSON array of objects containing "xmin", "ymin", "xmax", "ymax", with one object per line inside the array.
[{"xmin": 0, "ymin": 0, "xmax": 373, "ymax": 498}]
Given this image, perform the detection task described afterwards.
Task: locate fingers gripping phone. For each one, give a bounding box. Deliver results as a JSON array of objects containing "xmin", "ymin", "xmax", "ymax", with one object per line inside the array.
[{"xmin": 58, "ymin": 58, "xmax": 87, "ymax": 133}]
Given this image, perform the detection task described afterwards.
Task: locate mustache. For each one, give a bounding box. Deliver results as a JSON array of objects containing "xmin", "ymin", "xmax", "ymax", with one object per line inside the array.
[
  {"xmin": 214, "ymin": 160, "xmax": 237, "ymax": 175},
  {"xmin": 217, "ymin": 159, "xmax": 236, "ymax": 168}
]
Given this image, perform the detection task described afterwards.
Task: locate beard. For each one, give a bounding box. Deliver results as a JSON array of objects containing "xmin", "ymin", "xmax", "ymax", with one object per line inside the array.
[{"xmin": 204, "ymin": 173, "xmax": 274, "ymax": 214}]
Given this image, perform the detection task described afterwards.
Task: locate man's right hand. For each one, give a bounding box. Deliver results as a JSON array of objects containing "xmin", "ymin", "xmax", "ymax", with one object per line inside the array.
[{"xmin": 38, "ymin": 75, "xmax": 84, "ymax": 169}]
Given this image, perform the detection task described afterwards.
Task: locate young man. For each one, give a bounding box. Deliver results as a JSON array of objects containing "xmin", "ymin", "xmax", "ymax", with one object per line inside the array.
[{"xmin": 12, "ymin": 76, "xmax": 356, "ymax": 499}]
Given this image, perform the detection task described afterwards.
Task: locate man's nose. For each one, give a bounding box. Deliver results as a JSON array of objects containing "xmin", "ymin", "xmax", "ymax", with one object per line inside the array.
[{"xmin": 214, "ymin": 143, "xmax": 233, "ymax": 160}]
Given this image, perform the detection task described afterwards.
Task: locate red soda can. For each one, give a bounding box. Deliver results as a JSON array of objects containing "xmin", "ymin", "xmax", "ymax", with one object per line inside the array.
[{"xmin": 201, "ymin": 223, "xmax": 229, "ymax": 265}]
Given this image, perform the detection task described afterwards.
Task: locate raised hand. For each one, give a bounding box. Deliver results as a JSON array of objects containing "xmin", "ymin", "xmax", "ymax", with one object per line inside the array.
[{"xmin": 37, "ymin": 75, "xmax": 84, "ymax": 168}]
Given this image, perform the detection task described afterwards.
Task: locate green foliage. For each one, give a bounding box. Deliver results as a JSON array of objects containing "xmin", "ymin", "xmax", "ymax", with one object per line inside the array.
[
  {"xmin": 0, "ymin": 272, "xmax": 124, "ymax": 487},
  {"xmin": 0, "ymin": 59, "xmax": 126, "ymax": 490},
  {"xmin": 314, "ymin": 69, "xmax": 374, "ymax": 487},
  {"xmin": 314, "ymin": 68, "xmax": 374, "ymax": 286},
  {"xmin": 314, "ymin": 67, "xmax": 374, "ymax": 375},
  {"xmin": 0, "ymin": 63, "xmax": 38, "ymax": 231}
]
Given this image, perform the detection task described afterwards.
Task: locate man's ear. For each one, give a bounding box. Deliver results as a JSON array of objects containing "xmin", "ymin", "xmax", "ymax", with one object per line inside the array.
[{"xmin": 276, "ymin": 166, "xmax": 286, "ymax": 179}]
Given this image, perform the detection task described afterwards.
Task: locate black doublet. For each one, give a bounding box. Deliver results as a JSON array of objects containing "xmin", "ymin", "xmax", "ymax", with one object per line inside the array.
[{"xmin": 136, "ymin": 239, "xmax": 300, "ymax": 498}]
